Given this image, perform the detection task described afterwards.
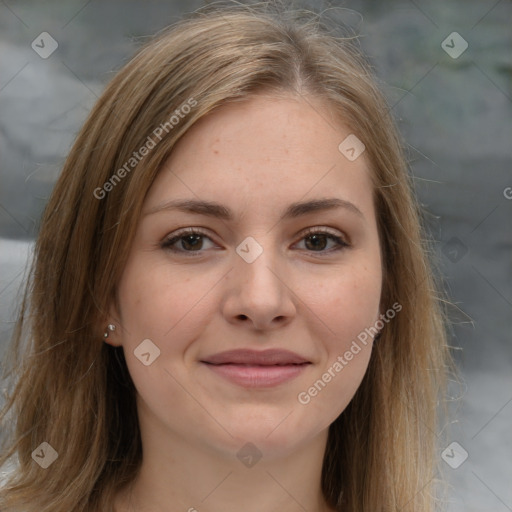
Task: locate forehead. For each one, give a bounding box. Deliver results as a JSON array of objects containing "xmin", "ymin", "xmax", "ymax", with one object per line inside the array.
[{"xmin": 144, "ymin": 94, "xmax": 375, "ymax": 221}]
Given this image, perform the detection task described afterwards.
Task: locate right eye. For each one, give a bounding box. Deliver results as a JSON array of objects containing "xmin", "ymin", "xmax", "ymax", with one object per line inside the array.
[{"xmin": 160, "ymin": 228, "xmax": 218, "ymax": 256}]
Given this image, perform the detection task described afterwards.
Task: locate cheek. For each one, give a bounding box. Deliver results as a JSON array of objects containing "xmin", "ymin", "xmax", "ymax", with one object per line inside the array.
[
  {"xmin": 117, "ymin": 258, "xmax": 202, "ymax": 340},
  {"xmin": 295, "ymin": 268, "xmax": 380, "ymax": 424},
  {"xmin": 303, "ymin": 259, "xmax": 382, "ymax": 339},
  {"xmin": 115, "ymin": 257, "xmax": 220, "ymax": 399},
  {"xmin": 296, "ymin": 257, "xmax": 380, "ymax": 393},
  {"xmin": 115, "ymin": 260, "xmax": 200, "ymax": 413}
]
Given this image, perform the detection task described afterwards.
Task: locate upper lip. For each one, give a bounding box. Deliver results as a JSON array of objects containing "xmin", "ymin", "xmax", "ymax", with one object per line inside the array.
[{"xmin": 201, "ymin": 349, "xmax": 311, "ymax": 366}]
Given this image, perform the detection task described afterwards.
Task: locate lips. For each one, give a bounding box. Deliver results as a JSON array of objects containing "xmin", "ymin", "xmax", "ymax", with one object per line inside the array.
[
  {"xmin": 200, "ymin": 349, "xmax": 311, "ymax": 388},
  {"xmin": 200, "ymin": 348, "xmax": 311, "ymax": 366}
]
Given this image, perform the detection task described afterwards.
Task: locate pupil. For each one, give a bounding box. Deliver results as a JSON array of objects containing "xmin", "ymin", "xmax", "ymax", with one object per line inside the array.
[
  {"xmin": 306, "ymin": 234, "xmax": 327, "ymax": 251},
  {"xmin": 183, "ymin": 235, "xmax": 202, "ymax": 250}
]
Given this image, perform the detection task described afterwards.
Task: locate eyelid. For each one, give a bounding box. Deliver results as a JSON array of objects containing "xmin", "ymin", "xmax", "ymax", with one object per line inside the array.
[
  {"xmin": 299, "ymin": 225, "xmax": 349, "ymax": 244},
  {"xmin": 161, "ymin": 225, "xmax": 350, "ymax": 255},
  {"xmin": 161, "ymin": 227, "xmax": 218, "ymax": 247}
]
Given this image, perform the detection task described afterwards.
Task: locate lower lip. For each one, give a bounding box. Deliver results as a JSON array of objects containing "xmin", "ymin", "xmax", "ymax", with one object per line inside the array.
[{"xmin": 202, "ymin": 362, "xmax": 310, "ymax": 388}]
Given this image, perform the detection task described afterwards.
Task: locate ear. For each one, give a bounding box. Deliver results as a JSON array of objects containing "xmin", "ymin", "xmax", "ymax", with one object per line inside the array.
[{"xmin": 102, "ymin": 301, "xmax": 123, "ymax": 347}]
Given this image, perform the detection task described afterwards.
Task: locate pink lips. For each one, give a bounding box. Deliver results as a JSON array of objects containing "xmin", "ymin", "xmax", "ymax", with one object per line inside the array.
[{"xmin": 200, "ymin": 349, "xmax": 311, "ymax": 388}]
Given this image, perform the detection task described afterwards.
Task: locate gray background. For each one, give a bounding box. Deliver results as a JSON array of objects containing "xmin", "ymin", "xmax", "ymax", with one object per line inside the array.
[{"xmin": 0, "ymin": 1, "xmax": 511, "ymax": 510}]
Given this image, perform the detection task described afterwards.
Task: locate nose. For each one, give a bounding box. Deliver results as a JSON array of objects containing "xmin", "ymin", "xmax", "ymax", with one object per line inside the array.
[{"xmin": 222, "ymin": 243, "xmax": 296, "ymax": 332}]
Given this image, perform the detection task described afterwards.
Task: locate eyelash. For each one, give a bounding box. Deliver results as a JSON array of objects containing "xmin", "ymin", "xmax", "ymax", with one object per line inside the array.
[{"xmin": 160, "ymin": 227, "xmax": 350, "ymax": 257}]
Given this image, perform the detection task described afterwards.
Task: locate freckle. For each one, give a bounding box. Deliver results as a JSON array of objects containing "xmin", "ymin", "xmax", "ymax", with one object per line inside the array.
[{"xmin": 213, "ymin": 149, "xmax": 219, "ymax": 154}]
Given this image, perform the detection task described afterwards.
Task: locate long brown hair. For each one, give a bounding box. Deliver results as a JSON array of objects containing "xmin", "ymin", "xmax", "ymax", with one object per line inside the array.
[{"xmin": 0, "ymin": 2, "xmax": 455, "ymax": 510}]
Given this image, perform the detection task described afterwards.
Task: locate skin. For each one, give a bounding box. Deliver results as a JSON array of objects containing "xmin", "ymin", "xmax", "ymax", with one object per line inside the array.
[{"xmin": 106, "ymin": 92, "xmax": 383, "ymax": 512}]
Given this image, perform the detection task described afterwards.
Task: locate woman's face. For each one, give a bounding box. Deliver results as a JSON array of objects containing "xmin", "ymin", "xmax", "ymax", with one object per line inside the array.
[{"xmin": 109, "ymin": 93, "xmax": 382, "ymax": 461}]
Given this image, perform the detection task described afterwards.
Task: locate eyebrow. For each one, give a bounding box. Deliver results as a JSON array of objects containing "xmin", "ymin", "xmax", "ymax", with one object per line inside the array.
[{"xmin": 144, "ymin": 197, "xmax": 364, "ymax": 221}]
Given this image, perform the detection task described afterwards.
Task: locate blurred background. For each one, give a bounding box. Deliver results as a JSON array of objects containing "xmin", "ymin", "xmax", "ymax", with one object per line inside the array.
[{"xmin": 0, "ymin": 0, "xmax": 511, "ymax": 510}]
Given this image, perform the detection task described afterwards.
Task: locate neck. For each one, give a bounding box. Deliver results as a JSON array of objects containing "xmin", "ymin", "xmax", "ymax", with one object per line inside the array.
[{"xmin": 114, "ymin": 411, "xmax": 336, "ymax": 512}]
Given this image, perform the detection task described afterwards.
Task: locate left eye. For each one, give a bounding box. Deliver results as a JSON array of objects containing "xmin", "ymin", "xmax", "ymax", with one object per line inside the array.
[
  {"xmin": 296, "ymin": 229, "xmax": 349, "ymax": 253},
  {"xmin": 161, "ymin": 228, "xmax": 349, "ymax": 256}
]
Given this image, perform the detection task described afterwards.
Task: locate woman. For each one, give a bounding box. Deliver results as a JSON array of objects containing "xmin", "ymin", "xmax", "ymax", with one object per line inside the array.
[{"xmin": 0, "ymin": 2, "xmax": 455, "ymax": 511}]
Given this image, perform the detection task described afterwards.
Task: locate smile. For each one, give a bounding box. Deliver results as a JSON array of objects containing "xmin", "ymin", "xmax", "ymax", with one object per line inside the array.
[{"xmin": 201, "ymin": 361, "xmax": 311, "ymax": 388}]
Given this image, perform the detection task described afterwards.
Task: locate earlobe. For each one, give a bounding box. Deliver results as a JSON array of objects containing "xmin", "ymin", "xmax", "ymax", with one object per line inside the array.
[
  {"xmin": 103, "ymin": 300, "xmax": 122, "ymax": 346},
  {"xmin": 103, "ymin": 323, "xmax": 122, "ymax": 347},
  {"xmin": 104, "ymin": 323, "xmax": 116, "ymax": 339}
]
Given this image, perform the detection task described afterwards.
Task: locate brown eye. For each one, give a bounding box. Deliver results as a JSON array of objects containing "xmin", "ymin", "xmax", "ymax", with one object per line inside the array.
[
  {"xmin": 296, "ymin": 228, "xmax": 349, "ymax": 254},
  {"xmin": 161, "ymin": 227, "xmax": 349, "ymax": 257},
  {"xmin": 304, "ymin": 233, "xmax": 330, "ymax": 251},
  {"xmin": 175, "ymin": 234, "xmax": 204, "ymax": 251},
  {"xmin": 161, "ymin": 228, "xmax": 216, "ymax": 255}
]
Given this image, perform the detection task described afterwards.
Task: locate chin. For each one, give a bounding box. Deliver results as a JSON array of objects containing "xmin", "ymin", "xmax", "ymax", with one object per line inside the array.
[{"xmin": 209, "ymin": 408, "xmax": 318, "ymax": 458}]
